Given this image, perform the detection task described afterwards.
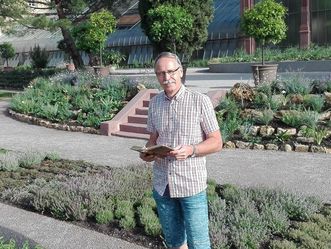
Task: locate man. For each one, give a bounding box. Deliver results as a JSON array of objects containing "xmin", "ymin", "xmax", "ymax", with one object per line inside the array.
[{"xmin": 140, "ymin": 52, "xmax": 222, "ymax": 249}]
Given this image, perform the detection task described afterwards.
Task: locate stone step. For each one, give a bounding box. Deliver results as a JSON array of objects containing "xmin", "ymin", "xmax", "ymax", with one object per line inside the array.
[
  {"xmin": 128, "ymin": 114, "xmax": 148, "ymax": 124},
  {"xmin": 112, "ymin": 131, "xmax": 149, "ymax": 140},
  {"xmin": 119, "ymin": 123, "xmax": 149, "ymax": 134},
  {"xmin": 143, "ymin": 100, "xmax": 150, "ymax": 107},
  {"xmin": 135, "ymin": 107, "xmax": 148, "ymax": 115}
]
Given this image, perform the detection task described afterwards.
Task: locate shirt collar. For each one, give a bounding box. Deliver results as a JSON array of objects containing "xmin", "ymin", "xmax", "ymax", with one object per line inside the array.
[{"xmin": 163, "ymin": 84, "xmax": 186, "ymax": 102}]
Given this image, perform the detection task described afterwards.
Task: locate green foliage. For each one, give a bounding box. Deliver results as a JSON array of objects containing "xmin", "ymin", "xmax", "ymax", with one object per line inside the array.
[
  {"xmin": 0, "ymin": 155, "xmax": 329, "ymax": 249},
  {"xmin": 95, "ymin": 209, "xmax": 114, "ymax": 224},
  {"xmin": 0, "ymin": 68, "xmax": 61, "ymax": 90},
  {"xmin": 137, "ymin": 205, "xmax": 162, "ymax": 236},
  {"xmin": 254, "ymin": 108, "xmax": 274, "ymax": 125},
  {"xmin": 0, "ymin": 237, "xmax": 43, "ymax": 249},
  {"xmin": 0, "ymin": 152, "xmax": 19, "ymax": 171},
  {"xmin": 281, "ymin": 110, "xmax": 319, "ymax": 129},
  {"xmin": 139, "ymin": 0, "xmax": 214, "ymax": 59},
  {"xmin": 300, "ymin": 127, "xmax": 328, "ymax": 145},
  {"xmin": 72, "ymin": 9, "xmax": 116, "ymax": 66},
  {"xmin": 102, "ymin": 49, "xmax": 126, "ymax": 66},
  {"xmin": 9, "ymin": 73, "xmax": 137, "ymax": 128},
  {"xmin": 303, "ymin": 95, "xmax": 325, "ymax": 113},
  {"xmin": 216, "ymin": 95, "xmax": 242, "ymax": 142},
  {"xmin": 29, "ymin": 45, "xmax": 49, "ymax": 69},
  {"xmin": 18, "ymin": 151, "xmax": 45, "ymax": 169},
  {"xmin": 269, "ymin": 240, "xmax": 297, "ymax": 249},
  {"xmin": 241, "ymin": 0, "xmax": 287, "ymax": 64},
  {"xmin": 45, "ymin": 152, "xmax": 60, "ymax": 161},
  {"xmin": 0, "ymin": 42, "xmax": 15, "ymax": 67},
  {"xmin": 282, "ymin": 76, "xmax": 313, "ymax": 95},
  {"xmin": 146, "ymin": 4, "xmax": 193, "ymax": 53},
  {"xmin": 241, "ymin": 0, "xmax": 287, "ymax": 45},
  {"xmin": 115, "ymin": 200, "xmax": 136, "ymax": 230},
  {"xmin": 210, "ymin": 46, "xmax": 331, "ymax": 64}
]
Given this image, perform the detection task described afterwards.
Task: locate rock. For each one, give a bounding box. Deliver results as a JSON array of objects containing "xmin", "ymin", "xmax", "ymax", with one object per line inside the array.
[
  {"xmin": 281, "ymin": 144, "xmax": 293, "ymax": 152},
  {"xmin": 289, "ymin": 94, "xmax": 304, "ymax": 104},
  {"xmin": 319, "ymin": 111, "xmax": 331, "ymax": 121},
  {"xmin": 296, "ymin": 136, "xmax": 314, "ymax": 144},
  {"xmin": 231, "ymin": 83, "xmax": 255, "ymax": 102},
  {"xmin": 277, "ymin": 127, "xmax": 297, "ymax": 136},
  {"xmin": 249, "ymin": 126, "xmax": 260, "ymax": 136},
  {"xmin": 265, "ymin": 143, "xmax": 279, "ymax": 150},
  {"xmin": 259, "ymin": 125, "xmax": 275, "ymax": 137},
  {"xmin": 224, "ymin": 141, "xmax": 236, "ymax": 149},
  {"xmin": 235, "ymin": 141, "xmax": 251, "ymax": 149},
  {"xmin": 294, "ymin": 143, "xmax": 309, "ymax": 152},
  {"xmin": 253, "ymin": 144, "xmax": 265, "ymax": 150},
  {"xmin": 310, "ymin": 145, "xmax": 327, "ymax": 153},
  {"xmin": 324, "ymin": 92, "xmax": 331, "ymax": 107}
]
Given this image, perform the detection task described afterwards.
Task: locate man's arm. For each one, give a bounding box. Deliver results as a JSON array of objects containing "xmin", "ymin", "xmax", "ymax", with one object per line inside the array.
[
  {"xmin": 139, "ymin": 132, "xmax": 159, "ymax": 162},
  {"xmin": 169, "ymin": 130, "xmax": 222, "ymax": 160}
]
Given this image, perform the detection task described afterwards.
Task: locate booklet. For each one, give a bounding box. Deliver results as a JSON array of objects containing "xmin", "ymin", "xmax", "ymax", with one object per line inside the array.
[{"xmin": 130, "ymin": 145, "xmax": 174, "ymax": 156}]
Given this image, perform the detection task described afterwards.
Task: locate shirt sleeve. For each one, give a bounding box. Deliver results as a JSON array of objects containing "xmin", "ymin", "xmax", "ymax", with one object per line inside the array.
[
  {"xmin": 146, "ymin": 98, "xmax": 156, "ymax": 133},
  {"xmin": 200, "ymin": 95, "xmax": 220, "ymax": 135}
]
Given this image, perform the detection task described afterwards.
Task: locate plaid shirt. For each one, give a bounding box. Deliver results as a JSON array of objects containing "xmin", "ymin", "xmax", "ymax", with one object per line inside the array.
[{"xmin": 147, "ymin": 85, "xmax": 220, "ymax": 198}]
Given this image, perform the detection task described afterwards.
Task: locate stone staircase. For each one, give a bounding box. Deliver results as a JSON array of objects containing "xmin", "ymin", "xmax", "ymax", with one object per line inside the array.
[
  {"xmin": 100, "ymin": 89, "xmax": 159, "ymax": 140},
  {"xmin": 100, "ymin": 88, "xmax": 227, "ymax": 140}
]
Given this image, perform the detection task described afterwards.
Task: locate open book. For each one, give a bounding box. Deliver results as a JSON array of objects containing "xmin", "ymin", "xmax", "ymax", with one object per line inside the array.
[{"xmin": 130, "ymin": 145, "xmax": 174, "ymax": 156}]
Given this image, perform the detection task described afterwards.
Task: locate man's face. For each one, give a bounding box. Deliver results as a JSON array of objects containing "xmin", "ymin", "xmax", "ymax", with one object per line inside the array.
[{"xmin": 155, "ymin": 57, "xmax": 183, "ymax": 97}]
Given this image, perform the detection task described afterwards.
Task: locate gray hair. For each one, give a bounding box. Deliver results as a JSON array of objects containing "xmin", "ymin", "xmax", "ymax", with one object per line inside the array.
[{"xmin": 154, "ymin": 52, "xmax": 182, "ymax": 70}]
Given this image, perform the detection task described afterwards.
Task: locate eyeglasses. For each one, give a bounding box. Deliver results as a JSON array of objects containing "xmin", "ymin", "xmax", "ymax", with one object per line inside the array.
[{"xmin": 155, "ymin": 67, "xmax": 180, "ymax": 77}]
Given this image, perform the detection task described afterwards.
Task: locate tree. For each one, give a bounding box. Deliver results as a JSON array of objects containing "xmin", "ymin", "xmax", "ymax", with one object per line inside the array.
[
  {"xmin": 0, "ymin": 0, "xmax": 28, "ymax": 33},
  {"xmin": 0, "ymin": 0, "xmax": 137, "ymax": 69},
  {"xmin": 72, "ymin": 10, "xmax": 116, "ymax": 66},
  {"xmin": 139, "ymin": 0, "xmax": 214, "ymax": 62},
  {"xmin": 146, "ymin": 4, "xmax": 193, "ymax": 53},
  {"xmin": 241, "ymin": 0, "xmax": 287, "ymax": 65},
  {"xmin": 0, "ymin": 42, "xmax": 16, "ymax": 67}
]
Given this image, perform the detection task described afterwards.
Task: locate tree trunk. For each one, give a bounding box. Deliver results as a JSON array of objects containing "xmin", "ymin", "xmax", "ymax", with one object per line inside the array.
[{"xmin": 55, "ymin": 0, "xmax": 84, "ymax": 69}]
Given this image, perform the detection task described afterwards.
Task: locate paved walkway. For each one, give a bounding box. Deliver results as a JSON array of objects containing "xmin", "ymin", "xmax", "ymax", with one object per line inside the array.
[{"xmin": 0, "ymin": 69, "xmax": 330, "ymax": 248}]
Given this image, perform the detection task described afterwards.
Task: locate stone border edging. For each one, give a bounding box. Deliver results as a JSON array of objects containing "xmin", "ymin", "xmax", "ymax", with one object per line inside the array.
[
  {"xmin": 223, "ymin": 140, "xmax": 331, "ymax": 154},
  {"xmin": 7, "ymin": 109, "xmax": 100, "ymax": 135},
  {"xmin": 209, "ymin": 60, "xmax": 331, "ymax": 73}
]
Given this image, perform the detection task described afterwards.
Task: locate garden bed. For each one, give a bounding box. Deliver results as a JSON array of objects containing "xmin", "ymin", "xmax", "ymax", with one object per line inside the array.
[
  {"xmin": 0, "ymin": 149, "xmax": 330, "ymax": 249},
  {"xmin": 216, "ymin": 77, "xmax": 331, "ymax": 154}
]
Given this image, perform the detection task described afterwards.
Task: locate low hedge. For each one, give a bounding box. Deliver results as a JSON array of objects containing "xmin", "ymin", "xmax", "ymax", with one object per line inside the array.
[{"xmin": 0, "ymin": 68, "xmax": 62, "ymax": 90}]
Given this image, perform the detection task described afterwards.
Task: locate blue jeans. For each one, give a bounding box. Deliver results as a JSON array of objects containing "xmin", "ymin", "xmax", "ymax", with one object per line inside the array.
[{"xmin": 153, "ymin": 189, "xmax": 211, "ymax": 249}]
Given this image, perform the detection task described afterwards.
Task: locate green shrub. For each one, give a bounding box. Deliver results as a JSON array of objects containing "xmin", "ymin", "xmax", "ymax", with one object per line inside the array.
[
  {"xmin": 281, "ymin": 110, "xmax": 319, "ymax": 129},
  {"xmin": 45, "ymin": 152, "xmax": 60, "ymax": 161},
  {"xmin": 114, "ymin": 200, "xmax": 135, "ymax": 219},
  {"xmin": 254, "ymin": 109, "xmax": 274, "ymax": 125},
  {"xmin": 260, "ymin": 203, "xmax": 290, "ymax": 234},
  {"xmin": 0, "ymin": 152, "xmax": 20, "ymax": 171},
  {"xmin": 269, "ymin": 239, "xmax": 297, "ymax": 249},
  {"xmin": 282, "ymin": 76, "xmax": 313, "ymax": 95},
  {"xmin": 301, "ymin": 127, "xmax": 328, "ymax": 145},
  {"xmin": 95, "ymin": 209, "xmax": 114, "ymax": 224},
  {"xmin": 119, "ymin": 215, "xmax": 136, "ymax": 230},
  {"xmin": 228, "ymin": 199, "xmax": 268, "ymax": 249},
  {"xmin": 303, "ymin": 95, "xmax": 325, "ymax": 112},
  {"xmin": 30, "ymin": 45, "xmax": 49, "ymax": 69},
  {"xmin": 137, "ymin": 205, "xmax": 162, "ymax": 236},
  {"xmin": 10, "ymin": 73, "xmax": 138, "ymax": 128},
  {"xmin": 18, "ymin": 151, "xmax": 45, "ymax": 169}
]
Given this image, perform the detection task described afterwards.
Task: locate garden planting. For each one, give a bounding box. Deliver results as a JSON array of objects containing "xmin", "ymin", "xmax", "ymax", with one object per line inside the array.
[
  {"xmin": 0, "ymin": 149, "xmax": 330, "ymax": 249},
  {"xmin": 217, "ymin": 75, "xmax": 331, "ymax": 153}
]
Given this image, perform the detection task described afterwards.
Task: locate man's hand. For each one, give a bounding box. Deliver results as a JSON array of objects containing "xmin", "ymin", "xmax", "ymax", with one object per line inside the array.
[
  {"xmin": 139, "ymin": 152, "xmax": 157, "ymax": 162},
  {"xmin": 168, "ymin": 145, "xmax": 193, "ymax": 160}
]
